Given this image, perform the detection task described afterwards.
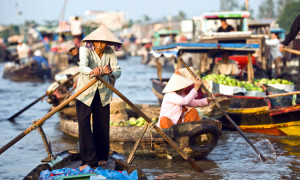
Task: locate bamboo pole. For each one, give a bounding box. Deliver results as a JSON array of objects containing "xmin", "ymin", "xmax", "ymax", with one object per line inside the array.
[
  {"xmin": 155, "ymin": 58, "xmax": 162, "ymax": 82},
  {"xmin": 0, "ymin": 78, "xmax": 97, "ymax": 155},
  {"xmin": 247, "ymin": 53, "xmax": 254, "ymax": 82},
  {"xmin": 283, "ymin": 47, "xmax": 300, "ymax": 56},
  {"xmin": 266, "ymin": 91, "xmax": 300, "ymax": 98},
  {"xmin": 127, "ymin": 123, "xmax": 149, "ymax": 164}
]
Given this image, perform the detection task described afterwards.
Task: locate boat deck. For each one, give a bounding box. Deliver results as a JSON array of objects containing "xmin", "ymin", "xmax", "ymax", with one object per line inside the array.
[{"xmin": 64, "ymin": 153, "xmax": 116, "ymax": 170}]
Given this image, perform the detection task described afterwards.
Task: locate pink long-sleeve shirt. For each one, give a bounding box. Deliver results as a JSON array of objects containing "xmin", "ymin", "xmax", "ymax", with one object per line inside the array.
[{"xmin": 158, "ymin": 88, "xmax": 209, "ymax": 127}]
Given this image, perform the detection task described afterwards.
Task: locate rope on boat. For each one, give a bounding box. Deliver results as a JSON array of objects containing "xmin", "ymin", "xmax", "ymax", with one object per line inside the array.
[{"xmin": 30, "ymin": 120, "xmax": 38, "ymax": 131}]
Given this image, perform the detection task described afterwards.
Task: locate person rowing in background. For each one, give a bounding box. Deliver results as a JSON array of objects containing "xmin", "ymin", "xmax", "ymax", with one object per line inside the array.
[{"xmin": 158, "ymin": 74, "xmax": 213, "ymax": 129}]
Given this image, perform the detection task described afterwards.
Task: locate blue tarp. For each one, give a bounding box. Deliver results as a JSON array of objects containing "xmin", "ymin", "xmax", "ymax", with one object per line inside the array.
[
  {"xmin": 152, "ymin": 42, "xmax": 259, "ymax": 51},
  {"xmin": 39, "ymin": 165, "xmax": 138, "ymax": 180},
  {"xmin": 150, "ymin": 42, "xmax": 260, "ymax": 58}
]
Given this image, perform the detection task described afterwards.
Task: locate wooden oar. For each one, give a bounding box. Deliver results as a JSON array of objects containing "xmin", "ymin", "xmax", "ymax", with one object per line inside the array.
[
  {"xmin": 0, "ymin": 78, "xmax": 97, "ymax": 155},
  {"xmin": 8, "ymin": 94, "xmax": 47, "ymax": 121},
  {"xmin": 127, "ymin": 123, "xmax": 149, "ymax": 164},
  {"xmin": 8, "ymin": 72, "xmax": 79, "ymax": 121},
  {"xmin": 283, "ymin": 47, "xmax": 300, "ymax": 55},
  {"xmin": 96, "ymin": 75, "xmax": 204, "ymax": 172},
  {"xmin": 177, "ymin": 57, "xmax": 267, "ymax": 162},
  {"xmin": 266, "ymin": 91, "xmax": 300, "ymax": 98}
]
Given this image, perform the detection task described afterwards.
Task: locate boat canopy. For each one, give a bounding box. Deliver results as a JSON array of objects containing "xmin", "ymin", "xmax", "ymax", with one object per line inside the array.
[
  {"xmin": 153, "ymin": 29, "xmax": 180, "ymax": 37},
  {"xmin": 202, "ymin": 11, "xmax": 250, "ymax": 19},
  {"xmin": 150, "ymin": 42, "xmax": 259, "ymax": 58}
]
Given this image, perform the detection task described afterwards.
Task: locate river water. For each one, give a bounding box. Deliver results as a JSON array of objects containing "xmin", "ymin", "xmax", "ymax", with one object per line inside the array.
[{"xmin": 0, "ymin": 56, "xmax": 300, "ymax": 179}]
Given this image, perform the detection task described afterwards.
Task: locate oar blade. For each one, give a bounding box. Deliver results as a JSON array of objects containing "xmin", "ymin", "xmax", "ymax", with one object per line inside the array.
[{"xmin": 187, "ymin": 157, "xmax": 204, "ymax": 173}]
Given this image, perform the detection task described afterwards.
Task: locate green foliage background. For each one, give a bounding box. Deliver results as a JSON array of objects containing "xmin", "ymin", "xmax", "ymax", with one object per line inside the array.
[{"xmin": 277, "ymin": 1, "xmax": 300, "ymax": 31}]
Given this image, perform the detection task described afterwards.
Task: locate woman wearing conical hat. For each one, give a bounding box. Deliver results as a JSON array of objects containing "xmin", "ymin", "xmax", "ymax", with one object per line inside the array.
[
  {"xmin": 75, "ymin": 24, "xmax": 122, "ymax": 170},
  {"xmin": 158, "ymin": 74, "xmax": 213, "ymax": 129}
]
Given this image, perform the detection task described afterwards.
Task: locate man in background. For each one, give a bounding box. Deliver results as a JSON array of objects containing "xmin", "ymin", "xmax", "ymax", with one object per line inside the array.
[
  {"xmin": 70, "ymin": 16, "xmax": 83, "ymax": 47},
  {"xmin": 217, "ymin": 19, "xmax": 234, "ymax": 32}
]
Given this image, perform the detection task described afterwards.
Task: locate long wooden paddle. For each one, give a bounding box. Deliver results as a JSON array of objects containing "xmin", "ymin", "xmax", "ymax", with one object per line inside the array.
[
  {"xmin": 266, "ymin": 91, "xmax": 300, "ymax": 98},
  {"xmin": 127, "ymin": 123, "xmax": 149, "ymax": 164},
  {"xmin": 283, "ymin": 47, "xmax": 300, "ymax": 55},
  {"xmin": 8, "ymin": 72, "xmax": 79, "ymax": 121},
  {"xmin": 0, "ymin": 78, "xmax": 97, "ymax": 155},
  {"xmin": 96, "ymin": 75, "xmax": 204, "ymax": 172},
  {"xmin": 177, "ymin": 57, "xmax": 267, "ymax": 162}
]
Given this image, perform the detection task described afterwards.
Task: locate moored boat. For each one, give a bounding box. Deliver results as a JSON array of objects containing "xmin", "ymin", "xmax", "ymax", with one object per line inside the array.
[
  {"xmin": 24, "ymin": 150, "xmax": 147, "ymax": 180},
  {"xmin": 150, "ymin": 42, "xmax": 300, "ymax": 137},
  {"xmin": 217, "ymin": 94, "xmax": 300, "ymax": 136},
  {"xmin": 59, "ymin": 115, "xmax": 222, "ymax": 160},
  {"xmin": 3, "ymin": 61, "xmax": 51, "ymax": 82}
]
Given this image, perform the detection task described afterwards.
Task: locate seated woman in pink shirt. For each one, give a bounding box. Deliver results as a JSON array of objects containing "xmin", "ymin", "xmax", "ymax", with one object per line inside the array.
[{"xmin": 158, "ymin": 74, "xmax": 213, "ymax": 129}]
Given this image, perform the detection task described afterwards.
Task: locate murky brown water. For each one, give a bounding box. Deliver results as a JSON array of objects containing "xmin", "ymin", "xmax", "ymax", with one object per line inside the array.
[{"xmin": 1, "ymin": 57, "xmax": 300, "ymax": 179}]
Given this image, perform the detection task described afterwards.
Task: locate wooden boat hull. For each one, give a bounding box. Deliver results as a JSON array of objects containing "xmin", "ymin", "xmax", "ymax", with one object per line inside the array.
[
  {"xmin": 24, "ymin": 150, "xmax": 146, "ymax": 180},
  {"xmin": 3, "ymin": 64, "xmax": 50, "ymax": 82},
  {"xmin": 219, "ymin": 95, "xmax": 300, "ymax": 136},
  {"xmin": 59, "ymin": 115, "xmax": 222, "ymax": 160}
]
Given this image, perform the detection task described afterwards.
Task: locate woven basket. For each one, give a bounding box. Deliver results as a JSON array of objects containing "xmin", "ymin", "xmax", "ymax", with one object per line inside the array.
[{"xmin": 110, "ymin": 98, "xmax": 128, "ymax": 123}]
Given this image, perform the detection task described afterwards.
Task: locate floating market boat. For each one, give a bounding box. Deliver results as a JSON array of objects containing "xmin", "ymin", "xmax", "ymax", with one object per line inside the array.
[
  {"xmin": 3, "ymin": 61, "xmax": 51, "ymax": 82},
  {"xmin": 52, "ymin": 99, "xmax": 222, "ymax": 160},
  {"xmin": 150, "ymin": 42, "xmax": 300, "ymax": 136},
  {"xmin": 217, "ymin": 93, "xmax": 300, "ymax": 136},
  {"xmin": 59, "ymin": 115, "xmax": 222, "ymax": 160},
  {"xmin": 24, "ymin": 150, "xmax": 147, "ymax": 180},
  {"xmin": 193, "ymin": 11, "xmax": 267, "ymax": 67}
]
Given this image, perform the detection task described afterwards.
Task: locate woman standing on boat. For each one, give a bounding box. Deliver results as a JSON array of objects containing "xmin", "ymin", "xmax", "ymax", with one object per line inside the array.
[
  {"xmin": 158, "ymin": 74, "xmax": 213, "ymax": 129},
  {"xmin": 75, "ymin": 24, "xmax": 122, "ymax": 170}
]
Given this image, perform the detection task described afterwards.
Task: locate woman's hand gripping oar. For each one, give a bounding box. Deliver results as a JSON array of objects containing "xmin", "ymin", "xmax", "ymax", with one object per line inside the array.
[
  {"xmin": 8, "ymin": 72, "xmax": 80, "ymax": 121},
  {"xmin": 0, "ymin": 76, "xmax": 97, "ymax": 155},
  {"xmin": 90, "ymin": 74, "xmax": 204, "ymax": 172},
  {"xmin": 177, "ymin": 57, "xmax": 267, "ymax": 162}
]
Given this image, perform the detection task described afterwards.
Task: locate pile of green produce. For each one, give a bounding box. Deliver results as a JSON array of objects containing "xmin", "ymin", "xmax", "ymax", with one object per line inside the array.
[
  {"xmin": 254, "ymin": 78, "xmax": 294, "ymax": 85},
  {"xmin": 202, "ymin": 74, "xmax": 263, "ymax": 92},
  {"xmin": 110, "ymin": 117, "xmax": 157, "ymax": 127}
]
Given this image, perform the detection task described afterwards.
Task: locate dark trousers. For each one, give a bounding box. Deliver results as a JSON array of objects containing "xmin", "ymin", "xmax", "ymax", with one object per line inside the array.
[{"xmin": 76, "ymin": 91, "xmax": 110, "ymax": 166}]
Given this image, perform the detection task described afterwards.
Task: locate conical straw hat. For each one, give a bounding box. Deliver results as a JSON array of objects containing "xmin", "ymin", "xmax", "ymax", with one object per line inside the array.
[
  {"xmin": 82, "ymin": 24, "xmax": 122, "ymax": 45},
  {"xmin": 162, "ymin": 74, "xmax": 194, "ymax": 93},
  {"xmin": 178, "ymin": 67, "xmax": 195, "ymax": 81}
]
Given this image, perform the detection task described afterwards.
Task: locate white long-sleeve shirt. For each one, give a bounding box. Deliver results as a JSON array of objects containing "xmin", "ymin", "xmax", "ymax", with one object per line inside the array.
[
  {"xmin": 265, "ymin": 38, "xmax": 283, "ymax": 59},
  {"xmin": 158, "ymin": 88, "xmax": 208, "ymax": 126}
]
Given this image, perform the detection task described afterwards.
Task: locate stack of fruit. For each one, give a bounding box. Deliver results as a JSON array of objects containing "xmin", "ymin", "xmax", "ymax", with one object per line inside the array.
[
  {"xmin": 202, "ymin": 74, "xmax": 264, "ymax": 92},
  {"xmin": 110, "ymin": 117, "xmax": 158, "ymax": 127},
  {"xmin": 255, "ymin": 78, "xmax": 294, "ymax": 85},
  {"xmin": 255, "ymin": 78, "xmax": 295, "ymax": 93}
]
